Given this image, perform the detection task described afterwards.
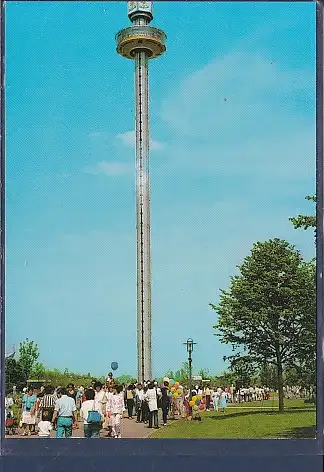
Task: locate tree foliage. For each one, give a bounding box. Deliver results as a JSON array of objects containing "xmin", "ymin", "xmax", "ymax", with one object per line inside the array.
[
  {"xmin": 166, "ymin": 362, "xmax": 191, "ymax": 385},
  {"xmin": 211, "ymin": 239, "xmax": 316, "ymax": 412},
  {"xmin": 289, "ymin": 195, "xmax": 316, "ymax": 230},
  {"xmin": 228, "ymin": 356, "xmax": 257, "ymax": 388},
  {"xmin": 5, "ymin": 357, "xmax": 26, "ymax": 392},
  {"xmin": 115, "ymin": 375, "xmax": 137, "ymax": 385},
  {"xmin": 18, "ymin": 338, "xmax": 40, "ymax": 379}
]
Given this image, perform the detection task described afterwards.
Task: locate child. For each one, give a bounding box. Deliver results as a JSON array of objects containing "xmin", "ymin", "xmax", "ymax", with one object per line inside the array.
[
  {"xmin": 192, "ymin": 406, "xmax": 202, "ymax": 421},
  {"xmin": 106, "ymin": 385, "xmax": 124, "ymax": 438},
  {"xmin": 37, "ymin": 420, "xmax": 53, "ymax": 438}
]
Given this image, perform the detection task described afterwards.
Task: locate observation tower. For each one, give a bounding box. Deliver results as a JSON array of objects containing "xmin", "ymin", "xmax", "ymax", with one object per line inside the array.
[{"xmin": 116, "ymin": 2, "xmax": 166, "ymax": 383}]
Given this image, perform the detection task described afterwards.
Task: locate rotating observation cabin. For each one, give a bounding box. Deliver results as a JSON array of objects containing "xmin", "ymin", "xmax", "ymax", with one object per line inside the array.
[{"xmin": 116, "ymin": 2, "xmax": 166, "ymax": 383}]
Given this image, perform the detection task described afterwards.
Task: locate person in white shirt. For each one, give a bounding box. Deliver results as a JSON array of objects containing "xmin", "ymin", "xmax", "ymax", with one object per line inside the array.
[
  {"xmin": 5, "ymin": 394, "xmax": 14, "ymax": 422},
  {"xmin": 106, "ymin": 385, "xmax": 125, "ymax": 438},
  {"xmin": 205, "ymin": 386, "xmax": 211, "ymax": 411},
  {"xmin": 213, "ymin": 388, "xmax": 221, "ymax": 411},
  {"xmin": 38, "ymin": 420, "xmax": 53, "ymax": 438},
  {"xmin": 80, "ymin": 388, "xmax": 103, "ymax": 438},
  {"xmin": 105, "ymin": 386, "xmax": 114, "ymax": 436},
  {"xmin": 135, "ymin": 384, "xmax": 145, "ymax": 423},
  {"xmin": 94, "ymin": 382, "xmax": 107, "ymax": 426},
  {"xmin": 145, "ymin": 382, "xmax": 159, "ymax": 429},
  {"xmin": 94, "ymin": 382, "xmax": 107, "ymax": 413}
]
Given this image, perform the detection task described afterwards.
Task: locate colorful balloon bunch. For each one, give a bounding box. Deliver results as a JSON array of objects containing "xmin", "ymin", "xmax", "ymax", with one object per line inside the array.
[
  {"xmin": 188, "ymin": 394, "xmax": 204, "ymax": 411},
  {"xmin": 163, "ymin": 377, "xmax": 183, "ymax": 399}
]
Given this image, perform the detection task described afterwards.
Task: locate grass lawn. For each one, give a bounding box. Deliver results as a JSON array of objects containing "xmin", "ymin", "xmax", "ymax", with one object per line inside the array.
[{"xmin": 151, "ymin": 399, "xmax": 316, "ymax": 439}]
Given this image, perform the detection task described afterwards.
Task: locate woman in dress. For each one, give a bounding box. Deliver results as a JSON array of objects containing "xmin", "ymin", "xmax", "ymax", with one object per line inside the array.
[
  {"xmin": 219, "ymin": 388, "xmax": 227, "ymax": 413},
  {"xmin": 21, "ymin": 387, "xmax": 37, "ymax": 436}
]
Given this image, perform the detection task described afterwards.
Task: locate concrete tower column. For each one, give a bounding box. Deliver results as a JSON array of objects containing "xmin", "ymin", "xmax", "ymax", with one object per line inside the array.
[{"xmin": 116, "ymin": 2, "xmax": 166, "ymax": 383}]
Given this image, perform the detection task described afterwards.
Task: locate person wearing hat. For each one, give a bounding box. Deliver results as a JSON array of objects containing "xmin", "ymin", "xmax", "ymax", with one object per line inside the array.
[{"xmin": 106, "ymin": 372, "xmax": 115, "ymax": 389}]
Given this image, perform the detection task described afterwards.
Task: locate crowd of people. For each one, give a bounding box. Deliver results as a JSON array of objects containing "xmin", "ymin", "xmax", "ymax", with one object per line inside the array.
[
  {"xmin": 8, "ymin": 374, "xmax": 309, "ymax": 439},
  {"xmin": 4, "ymin": 374, "xmax": 236, "ymax": 438}
]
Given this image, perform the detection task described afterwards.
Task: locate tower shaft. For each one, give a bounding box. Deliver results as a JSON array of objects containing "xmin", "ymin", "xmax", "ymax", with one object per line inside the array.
[
  {"xmin": 135, "ymin": 49, "xmax": 152, "ymax": 382},
  {"xmin": 116, "ymin": 2, "xmax": 166, "ymax": 383}
]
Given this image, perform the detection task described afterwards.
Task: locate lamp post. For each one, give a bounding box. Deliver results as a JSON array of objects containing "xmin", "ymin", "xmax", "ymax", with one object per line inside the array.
[{"xmin": 183, "ymin": 338, "xmax": 196, "ymax": 399}]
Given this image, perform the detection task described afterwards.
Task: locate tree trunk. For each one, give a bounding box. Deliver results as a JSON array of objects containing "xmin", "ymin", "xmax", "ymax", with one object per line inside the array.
[{"xmin": 277, "ymin": 359, "xmax": 284, "ymax": 413}]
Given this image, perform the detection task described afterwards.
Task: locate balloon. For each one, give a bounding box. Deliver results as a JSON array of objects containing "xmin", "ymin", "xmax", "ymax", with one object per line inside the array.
[
  {"xmin": 197, "ymin": 394, "xmax": 202, "ymax": 400},
  {"xmin": 111, "ymin": 362, "xmax": 118, "ymax": 371},
  {"xmin": 189, "ymin": 400, "xmax": 195, "ymax": 407},
  {"xmin": 168, "ymin": 392, "xmax": 173, "ymax": 397},
  {"xmin": 175, "ymin": 381, "xmax": 179, "ymax": 386},
  {"xmin": 193, "ymin": 405, "xmax": 199, "ymax": 411},
  {"xmin": 171, "ymin": 387, "xmax": 176, "ymax": 393},
  {"xmin": 192, "ymin": 396, "xmax": 197, "ymax": 402},
  {"xmin": 199, "ymin": 404, "xmax": 205, "ymax": 410},
  {"xmin": 163, "ymin": 377, "xmax": 170, "ymax": 383},
  {"xmin": 169, "ymin": 379, "xmax": 175, "ymax": 385},
  {"xmin": 173, "ymin": 392, "xmax": 179, "ymax": 399}
]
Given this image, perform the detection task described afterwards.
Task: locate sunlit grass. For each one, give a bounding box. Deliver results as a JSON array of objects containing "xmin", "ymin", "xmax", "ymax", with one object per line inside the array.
[{"xmin": 151, "ymin": 399, "xmax": 316, "ymax": 439}]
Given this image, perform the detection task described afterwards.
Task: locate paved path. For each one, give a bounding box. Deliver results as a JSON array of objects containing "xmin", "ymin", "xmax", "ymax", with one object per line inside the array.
[{"xmin": 6, "ymin": 411, "xmax": 168, "ymax": 439}]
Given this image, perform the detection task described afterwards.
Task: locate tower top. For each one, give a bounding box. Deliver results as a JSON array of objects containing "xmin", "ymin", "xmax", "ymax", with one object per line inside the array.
[{"xmin": 128, "ymin": 1, "xmax": 153, "ymax": 23}]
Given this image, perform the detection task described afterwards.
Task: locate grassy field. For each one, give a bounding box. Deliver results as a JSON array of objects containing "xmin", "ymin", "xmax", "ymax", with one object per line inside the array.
[{"xmin": 151, "ymin": 399, "xmax": 316, "ymax": 439}]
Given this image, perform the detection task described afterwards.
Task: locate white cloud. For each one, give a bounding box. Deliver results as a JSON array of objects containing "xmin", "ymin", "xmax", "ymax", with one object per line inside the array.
[
  {"xmin": 116, "ymin": 130, "xmax": 164, "ymax": 151},
  {"xmin": 83, "ymin": 161, "xmax": 133, "ymax": 176},
  {"xmin": 161, "ymin": 51, "xmax": 314, "ymax": 138},
  {"xmin": 156, "ymin": 49, "xmax": 315, "ymax": 183}
]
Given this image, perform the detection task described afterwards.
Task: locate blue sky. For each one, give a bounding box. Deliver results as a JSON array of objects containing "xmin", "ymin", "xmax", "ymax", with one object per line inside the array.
[{"xmin": 5, "ymin": 1, "xmax": 316, "ymax": 378}]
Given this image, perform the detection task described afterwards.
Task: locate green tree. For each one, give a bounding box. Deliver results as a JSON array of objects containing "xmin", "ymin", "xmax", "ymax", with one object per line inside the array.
[
  {"xmin": 289, "ymin": 195, "xmax": 316, "ymax": 230},
  {"xmin": 115, "ymin": 375, "xmax": 137, "ymax": 385},
  {"xmin": 5, "ymin": 357, "xmax": 26, "ymax": 392},
  {"xmin": 259, "ymin": 362, "xmax": 278, "ymax": 390},
  {"xmin": 211, "ymin": 239, "xmax": 316, "ymax": 412},
  {"xmin": 228, "ymin": 356, "xmax": 256, "ymax": 388},
  {"xmin": 198, "ymin": 368, "xmax": 210, "ymax": 379},
  {"xmin": 30, "ymin": 362, "xmax": 46, "ymax": 378},
  {"xmin": 18, "ymin": 339, "xmax": 40, "ymax": 379},
  {"xmin": 166, "ymin": 362, "xmax": 191, "ymax": 385}
]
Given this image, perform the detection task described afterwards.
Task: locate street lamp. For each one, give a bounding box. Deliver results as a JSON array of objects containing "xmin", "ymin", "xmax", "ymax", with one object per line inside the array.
[{"xmin": 183, "ymin": 338, "xmax": 196, "ymax": 399}]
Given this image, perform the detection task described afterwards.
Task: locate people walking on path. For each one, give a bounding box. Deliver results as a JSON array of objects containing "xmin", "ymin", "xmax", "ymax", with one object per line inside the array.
[
  {"xmin": 107, "ymin": 385, "xmax": 125, "ymax": 438},
  {"xmin": 51, "ymin": 387, "xmax": 78, "ymax": 438},
  {"xmin": 141, "ymin": 385, "xmax": 149, "ymax": 424},
  {"xmin": 21, "ymin": 387, "xmax": 37, "ymax": 436},
  {"xmin": 94, "ymin": 382, "xmax": 107, "ymax": 422},
  {"xmin": 135, "ymin": 383, "xmax": 145, "ymax": 423},
  {"xmin": 125, "ymin": 384, "xmax": 135, "ymax": 419},
  {"xmin": 160, "ymin": 381, "xmax": 170, "ymax": 426},
  {"xmin": 38, "ymin": 386, "xmax": 55, "ymax": 422},
  {"xmin": 145, "ymin": 382, "xmax": 159, "ymax": 429},
  {"xmin": 80, "ymin": 388, "xmax": 103, "ymax": 438},
  {"xmin": 105, "ymin": 385, "xmax": 114, "ymax": 435}
]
